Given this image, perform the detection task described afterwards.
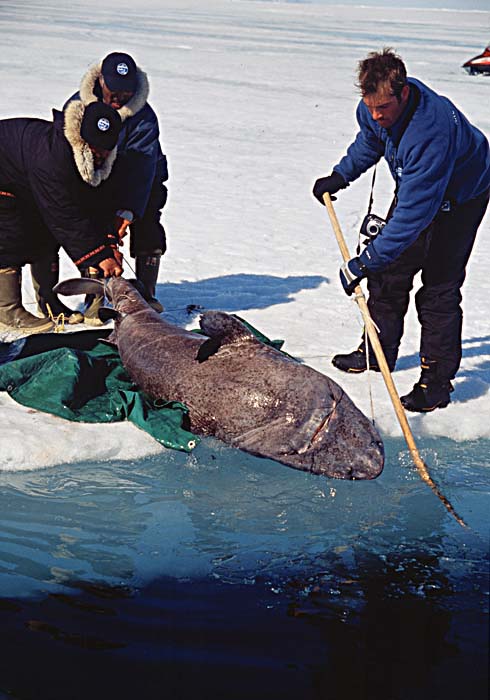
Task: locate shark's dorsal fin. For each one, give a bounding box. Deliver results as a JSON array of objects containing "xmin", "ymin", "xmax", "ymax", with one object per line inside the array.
[
  {"xmin": 199, "ymin": 311, "xmax": 257, "ymax": 343},
  {"xmin": 197, "ymin": 312, "xmax": 258, "ymax": 362}
]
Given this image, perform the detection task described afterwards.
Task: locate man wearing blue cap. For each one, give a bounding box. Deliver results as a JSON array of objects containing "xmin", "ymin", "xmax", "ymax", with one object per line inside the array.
[
  {"xmin": 0, "ymin": 101, "xmax": 123, "ymax": 333},
  {"xmin": 54, "ymin": 51, "xmax": 169, "ymax": 322}
]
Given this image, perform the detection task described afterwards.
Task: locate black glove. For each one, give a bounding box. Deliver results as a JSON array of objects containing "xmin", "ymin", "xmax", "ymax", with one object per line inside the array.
[
  {"xmin": 312, "ymin": 171, "xmax": 348, "ymax": 204},
  {"xmin": 339, "ymin": 257, "xmax": 367, "ymax": 296}
]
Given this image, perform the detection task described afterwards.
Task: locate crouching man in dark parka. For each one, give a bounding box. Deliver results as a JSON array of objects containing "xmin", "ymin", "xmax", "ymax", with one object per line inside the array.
[
  {"xmin": 313, "ymin": 48, "xmax": 490, "ymax": 413},
  {"xmin": 0, "ymin": 100, "xmax": 123, "ymax": 333}
]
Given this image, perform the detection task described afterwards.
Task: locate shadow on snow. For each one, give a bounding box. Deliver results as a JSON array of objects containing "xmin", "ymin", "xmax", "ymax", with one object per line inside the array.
[{"xmin": 155, "ymin": 273, "xmax": 328, "ymax": 320}]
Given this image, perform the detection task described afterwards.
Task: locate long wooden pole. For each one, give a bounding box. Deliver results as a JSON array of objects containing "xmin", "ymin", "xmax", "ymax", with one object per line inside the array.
[{"xmin": 323, "ymin": 193, "xmax": 467, "ymax": 528}]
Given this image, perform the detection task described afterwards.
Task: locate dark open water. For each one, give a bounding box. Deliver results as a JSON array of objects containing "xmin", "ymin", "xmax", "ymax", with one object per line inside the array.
[{"xmin": 0, "ymin": 436, "xmax": 488, "ymax": 699}]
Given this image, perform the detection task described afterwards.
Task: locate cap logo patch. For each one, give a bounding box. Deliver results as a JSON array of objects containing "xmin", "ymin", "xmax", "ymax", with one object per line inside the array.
[
  {"xmin": 116, "ymin": 62, "xmax": 129, "ymax": 76},
  {"xmin": 97, "ymin": 117, "xmax": 110, "ymax": 132}
]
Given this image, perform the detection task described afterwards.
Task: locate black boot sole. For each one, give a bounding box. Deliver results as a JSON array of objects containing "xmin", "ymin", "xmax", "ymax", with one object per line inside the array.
[
  {"xmin": 401, "ymin": 397, "xmax": 451, "ymax": 413},
  {"xmin": 331, "ymin": 358, "xmax": 382, "ymax": 374}
]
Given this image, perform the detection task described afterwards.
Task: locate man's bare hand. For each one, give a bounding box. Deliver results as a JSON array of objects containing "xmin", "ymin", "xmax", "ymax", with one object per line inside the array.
[
  {"xmin": 113, "ymin": 247, "xmax": 123, "ymax": 267},
  {"xmin": 99, "ymin": 257, "xmax": 123, "ymax": 277}
]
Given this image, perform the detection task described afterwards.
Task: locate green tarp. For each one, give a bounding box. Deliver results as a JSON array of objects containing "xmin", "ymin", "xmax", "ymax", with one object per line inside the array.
[
  {"xmin": 0, "ymin": 330, "xmax": 197, "ymax": 452},
  {"xmin": 0, "ymin": 321, "xmax": 285, "ymax": 454}
]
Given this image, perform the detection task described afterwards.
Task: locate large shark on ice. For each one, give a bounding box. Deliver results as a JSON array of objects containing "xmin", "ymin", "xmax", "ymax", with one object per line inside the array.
[{"xmin": 55, "ymin": 277, "xmax": 384, "ymax": 480}]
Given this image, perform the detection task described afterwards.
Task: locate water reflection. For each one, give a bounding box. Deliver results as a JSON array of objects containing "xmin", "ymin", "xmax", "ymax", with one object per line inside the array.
[
  {"xmin": 0, "ymin": 439, "xmax": 488, "ymax": 698},
  {"xmin": 0, "ymin": 544, "xmax": 487, "ymax": 700}
]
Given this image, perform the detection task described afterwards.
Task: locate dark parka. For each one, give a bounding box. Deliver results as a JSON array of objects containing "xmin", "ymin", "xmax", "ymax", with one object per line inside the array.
[
  {"xmin": 66, "ymin": 60, "xmax": 168, "ymax": 220},
  {"xmin": 0, "ymin": 101, "xmax": 118, "ymax": 269}
]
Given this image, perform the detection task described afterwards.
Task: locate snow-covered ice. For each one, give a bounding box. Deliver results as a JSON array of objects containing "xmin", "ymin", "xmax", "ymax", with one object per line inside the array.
[{"xmin": 1, "ymin": 0, "xmax": 489, "ymax": 470}]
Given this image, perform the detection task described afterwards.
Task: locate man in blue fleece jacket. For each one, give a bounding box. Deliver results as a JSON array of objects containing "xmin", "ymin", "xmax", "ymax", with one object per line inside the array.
[{"xmin": 313, "ymin": 48, "xmax": 490, "ymax": 412}]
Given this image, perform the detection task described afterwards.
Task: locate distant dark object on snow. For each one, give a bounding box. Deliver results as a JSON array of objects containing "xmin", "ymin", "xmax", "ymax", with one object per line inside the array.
[{"xmin": 462, "ymin": 46, "xmax": 490, "ymax": 76}]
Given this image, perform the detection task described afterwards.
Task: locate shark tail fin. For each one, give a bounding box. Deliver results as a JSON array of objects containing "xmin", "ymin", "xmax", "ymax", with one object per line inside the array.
[{"xmin": 54, "ymin": 278, "xmax": 105, "ymax": 297}]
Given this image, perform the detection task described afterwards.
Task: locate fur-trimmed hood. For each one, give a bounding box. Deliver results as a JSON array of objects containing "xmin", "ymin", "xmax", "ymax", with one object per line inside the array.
[
  {"xmin": 63, "ymin": 100, "xmax": 117, "ymax": 187},
  {"xmin": 79, "ymin": 61, "xmax": 149, "ymax": 122},
  {"xmin": 66, "ymin": 58, "xmax": 165, "ymax": 219}
]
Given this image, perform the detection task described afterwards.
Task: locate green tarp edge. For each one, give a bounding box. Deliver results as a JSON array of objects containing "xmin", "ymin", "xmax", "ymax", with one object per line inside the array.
[{"xmin": 0, "ymin": 319, "xmax": 285, "ymax": 454}]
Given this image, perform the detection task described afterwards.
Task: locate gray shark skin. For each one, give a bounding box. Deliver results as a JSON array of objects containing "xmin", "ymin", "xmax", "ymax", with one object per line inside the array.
[{"xmin": 55, "ymin": 277, "xmax": 384, "ymax": 480}]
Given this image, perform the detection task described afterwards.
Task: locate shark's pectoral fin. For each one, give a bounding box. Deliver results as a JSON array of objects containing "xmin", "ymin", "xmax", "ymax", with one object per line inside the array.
[
  {"xmin": 196, "ymin": 336, "xmax": 222, "ymax": 363},
  {"xmin": 99, "ymin": 331, "xmax": 118, "ymax": 346}
]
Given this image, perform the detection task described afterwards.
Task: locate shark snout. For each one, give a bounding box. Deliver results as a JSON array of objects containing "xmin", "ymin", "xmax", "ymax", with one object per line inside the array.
[
  {"xmin": 308, "ymin": 432, "xmax": 384, "ymax": 480},
  {"xmin": 348, "ymin": 438, "xmax": 385, "ymax": 480}
]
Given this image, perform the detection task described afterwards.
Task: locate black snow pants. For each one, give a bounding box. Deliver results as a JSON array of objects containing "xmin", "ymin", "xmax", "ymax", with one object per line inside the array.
[{"xmin": 364, "ymin": 188, "xmax": 489, "ymax": 380}]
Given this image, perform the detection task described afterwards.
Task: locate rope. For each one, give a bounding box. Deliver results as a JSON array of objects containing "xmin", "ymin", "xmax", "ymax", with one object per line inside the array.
[
  {"xmin": 363, "ymin": 325, "xmax": 377, "ymax": 426},
  {"xmin": 342, "ymin": 297, "xmax": 380, "ymax": 426},
  {"xmin": 45, "ymin": 303, "xmax": 67, "ymax": 333},
  {"xmin": 121, "ymin": 253, "xmax": 136, "ymax": 276}
]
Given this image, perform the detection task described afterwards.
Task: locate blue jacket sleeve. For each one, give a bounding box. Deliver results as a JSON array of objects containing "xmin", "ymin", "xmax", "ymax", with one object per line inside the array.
[
  {"xmin": 117, "ymin": 112, "xmax": 160, "ymax": 219},
  {"xmin": 359, "ymin": 114, "xmax": 455, "ymax": 272},
  {"xmin": 333, "ymin": 103, "xmax": 384, "ymax": 183}
]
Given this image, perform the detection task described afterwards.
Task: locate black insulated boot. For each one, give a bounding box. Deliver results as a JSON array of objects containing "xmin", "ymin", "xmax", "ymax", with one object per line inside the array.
[
  {"xmin": 81, "ymin": 267, "xmax": 105, "ymax": 326},
  {"xmin": 0, "ymin": 267, "xmax": 54, "ymax": 334},
  {"xmin": 136, "ymin": 252, "xmax": 164, "ymax": 313},
  {"xmin": 332, "ymin": 344, "xmax": 384, "ymax": 373},
  {"xmin": 30, "ymin": 257, "xmax": 84, "ymax": 325},
  {"xmin": 400, "ymin": 358, "xmax": 454, "ymax": 412}
]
